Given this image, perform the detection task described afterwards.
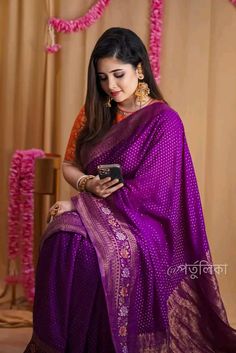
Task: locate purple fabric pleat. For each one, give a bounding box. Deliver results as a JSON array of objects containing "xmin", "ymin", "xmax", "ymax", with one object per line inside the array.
[
  {"xmin": 24, "ymin": 227, "xmax": 115, "ymax": 353},
  {"xmin": 24, "ymin": 102, "xmax": 236, "ymax": 353}
]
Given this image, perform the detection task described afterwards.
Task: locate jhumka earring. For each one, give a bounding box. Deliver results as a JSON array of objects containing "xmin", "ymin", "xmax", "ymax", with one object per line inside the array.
[
  {"xmin": 134, "ymin": 63, "xmax": 150, "ymax": 105},
  {"xmin": 104, "ymin": 96, "xmax": 112, "ymax": 108}
]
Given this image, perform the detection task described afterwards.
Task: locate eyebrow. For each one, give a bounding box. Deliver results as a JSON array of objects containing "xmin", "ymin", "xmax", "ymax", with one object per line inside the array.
[{"xmin": 97, "ymin": 69, "xmax": 124, "ymax": 74}]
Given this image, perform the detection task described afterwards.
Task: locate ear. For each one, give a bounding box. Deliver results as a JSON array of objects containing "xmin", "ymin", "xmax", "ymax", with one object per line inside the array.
[
  {"xmin": 135, "ymin": 62, "xmax": 142, "ymax": 76},
  {"xmin": 135, "ymin": 63, "xmax": 141, "ymax": 78}
]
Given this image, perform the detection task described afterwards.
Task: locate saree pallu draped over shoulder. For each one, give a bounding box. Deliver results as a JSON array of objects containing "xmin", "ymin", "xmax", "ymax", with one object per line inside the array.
[{"xmin": 25, "ymin": 102, "xmax": 236, "ymax": 353}]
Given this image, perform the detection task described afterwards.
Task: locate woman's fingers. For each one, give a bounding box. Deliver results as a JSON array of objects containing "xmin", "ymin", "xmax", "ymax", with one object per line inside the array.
[
  {"xmin": 99, "ymin": 176, "xmax": 111, "ymax": 184},
  {"xmin": 49, "ymin": 202, "xmax": 61, "ymax": 213},
  {"xmin": 101, "ymin": 182, "xmax": 124, "ymax": 197},
  {"xmin": 108, "ymin": 182, "xmax": 124, "ymax": 192},
  {"xmin": 47, "ymin": 201, "xmax": 75, "ymax": 223},
  {"xmin": 86, "ymin": 175, "xmax": 124, "ymax": 197},
  {"xmin": 101, "ymin": 178, "xmax": 120, "ymax": 189}
]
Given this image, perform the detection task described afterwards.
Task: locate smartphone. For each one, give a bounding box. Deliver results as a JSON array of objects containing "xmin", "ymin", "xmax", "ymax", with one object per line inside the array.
[{"xmin": 97, "ymin": 164, "xmax": 124, "ymax": 185}]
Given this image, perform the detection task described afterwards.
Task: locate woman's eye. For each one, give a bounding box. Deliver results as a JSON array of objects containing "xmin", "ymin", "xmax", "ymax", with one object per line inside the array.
[
  {"xmin": 115, "ymin": 74, "xmax": 124, "ymax": 78},
  {"xmin": 98, "ymin": 76, "xmax": 107, "ymax": 81},
  {"xmin": 98, "ymin": 73, "xmax": 124, "ymax": 81}
]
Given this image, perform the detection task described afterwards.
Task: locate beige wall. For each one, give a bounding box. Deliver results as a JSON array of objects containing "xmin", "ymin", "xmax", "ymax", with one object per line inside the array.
[
  {"xmin": 0, "ymin": 0, "xmax": 235, "ymax": 325},
  {"xmin": 160, "ymin": 0, "xmax": 236, "ymax": 326}
]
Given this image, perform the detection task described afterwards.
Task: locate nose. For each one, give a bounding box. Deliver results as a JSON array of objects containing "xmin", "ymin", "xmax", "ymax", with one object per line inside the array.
[{"xmin": 107, "ymin": 76, "xmax": 116, "ymax": 91}]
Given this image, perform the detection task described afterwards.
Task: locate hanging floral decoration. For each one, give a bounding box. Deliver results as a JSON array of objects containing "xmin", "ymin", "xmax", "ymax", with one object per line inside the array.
[
  {"xmin": 149, "ymin": 0, "xmax": 164, "ymax": 82},
  {"xmin": 230, "ymin": 0, "xmax": 236, "ymax": 5},
  {"xmin": 46, "ymin": 24, "xmax": 62, "ymax": 54},
  {"xmin": 46, "ymin": 0, "xmax": 111, "ymax": 53},
  {"xmin": 46, "ymin": 0, "xmax": 164, "ymax": 83},
  {"xmin": 6, "ymin": 149, "xmax": 45, "ymax": 303}
]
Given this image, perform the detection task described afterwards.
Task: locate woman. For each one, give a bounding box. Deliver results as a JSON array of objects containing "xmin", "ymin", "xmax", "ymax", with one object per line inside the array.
[{"xmin": 24, "ymin": 28, "xmax": 236, "ymax": 353}]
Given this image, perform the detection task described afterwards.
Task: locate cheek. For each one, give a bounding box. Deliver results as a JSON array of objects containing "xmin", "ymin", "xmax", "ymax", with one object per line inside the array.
[
  {"xmin": 100, "ymin": 81, "xmax": 109, "ymax": 93},
  {"xmin": 124, "ymin": 74, "xmax": 138, "ymax": 92}
]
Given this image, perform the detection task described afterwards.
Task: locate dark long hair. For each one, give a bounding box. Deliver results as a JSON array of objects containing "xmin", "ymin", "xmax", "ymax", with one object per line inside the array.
[{"xmin": 75, "ymin": 27, "xmax": 166, "ymax": 165}]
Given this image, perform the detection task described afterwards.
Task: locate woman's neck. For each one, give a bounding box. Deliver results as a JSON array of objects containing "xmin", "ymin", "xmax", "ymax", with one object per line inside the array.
[{"xmin": 117, "ymin": 96, "xmax": 152, "ymax": 113}]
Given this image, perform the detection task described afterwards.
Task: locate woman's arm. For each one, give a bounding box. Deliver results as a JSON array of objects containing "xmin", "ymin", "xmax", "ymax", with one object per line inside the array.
[
  {"xmin": 63, "ymin": 108, "xmax": 123, "ymax": 196},
  {"xmin": 62, "ymin": 160, "xmax": 123, "ymax": 197},
  {"xmin": 62, "ymin": 161, "xmax": 86, "ymax": 190},
  {"xmin": 63, "ymin": 107, "xmax": 87, "ymax": 190}
]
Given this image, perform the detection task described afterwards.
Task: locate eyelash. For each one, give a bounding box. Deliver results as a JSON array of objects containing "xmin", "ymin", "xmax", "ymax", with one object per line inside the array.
[
  {"xmin": 115, "ymin": 74, "xmax": 124, "ymax": 78},
  {"xmin": 99, "ymin": 73, "xmax": 124, "ymax": 81}
]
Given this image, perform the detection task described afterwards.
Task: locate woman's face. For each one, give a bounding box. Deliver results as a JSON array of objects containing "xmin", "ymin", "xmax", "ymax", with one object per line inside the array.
[{"xmin": 96, "ymin": 57, "xmax": 139, "ymax": 103}]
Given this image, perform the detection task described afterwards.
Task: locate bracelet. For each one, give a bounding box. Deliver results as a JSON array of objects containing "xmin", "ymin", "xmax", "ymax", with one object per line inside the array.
[
  {"xmin": 77, "ymin": 175, "xmax": 95, "ymax": 192},
  {"xmin": 76, "ymin": 175, "xmax": 87, "ymax": 190}
]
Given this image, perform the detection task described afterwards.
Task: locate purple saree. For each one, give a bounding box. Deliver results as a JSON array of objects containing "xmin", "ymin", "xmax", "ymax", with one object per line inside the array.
[{"xmin": 24, "ymin": 102, "xmax": 236, "ymax": 353}]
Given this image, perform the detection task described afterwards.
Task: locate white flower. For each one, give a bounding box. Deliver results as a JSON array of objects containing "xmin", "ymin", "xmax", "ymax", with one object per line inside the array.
[
  {"xmin": 122, "ymin": 268, "xmax": 130, "ymax": 278},
  {"xmin": 115, "ymin": 232, "xmax": 126, "ymax": 240},
  {"xmin": 120, "ymin": 305, "xmax": 128, "ymax": 316},
  {"xmin": 101, "ymin": 207, "xmax": 111, "ymax": 215}
]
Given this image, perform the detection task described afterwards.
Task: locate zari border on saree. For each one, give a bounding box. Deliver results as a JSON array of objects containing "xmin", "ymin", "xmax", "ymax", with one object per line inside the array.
[
  {"xmin": 41, "ymin": 211, "xmax": 87, "ymax": 249},
  {"xmin": 82, "ymin": 101, "xmax": 167, "ymax": 171},
  {"xmin": 72, "ymin": 193, "xmax": 139, "ymax": 353}
]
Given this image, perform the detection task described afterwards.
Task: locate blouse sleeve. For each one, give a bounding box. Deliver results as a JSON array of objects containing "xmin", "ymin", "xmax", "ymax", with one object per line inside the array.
[{"xmin": 64, "ymin": 106, "xmax": 86, "ymax": 163}]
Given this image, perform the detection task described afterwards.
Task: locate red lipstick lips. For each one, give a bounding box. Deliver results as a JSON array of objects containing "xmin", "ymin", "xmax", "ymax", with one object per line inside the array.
[{"xmin": 110, "ymin": 91, "xmax": 121, "ymax": 97}]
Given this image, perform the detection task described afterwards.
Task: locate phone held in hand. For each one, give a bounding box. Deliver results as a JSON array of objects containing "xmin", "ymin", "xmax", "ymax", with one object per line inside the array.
[{"xmin": 97, "ymin": 164, "xmax": 124, "ymax": 185}]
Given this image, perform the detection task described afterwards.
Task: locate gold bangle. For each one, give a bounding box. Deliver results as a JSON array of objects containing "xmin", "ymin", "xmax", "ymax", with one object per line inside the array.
[
  {"xmin": 77, "ymin": 175, "xmax": 95, "ymax": 192},
  {"xmin": 76, "ymin": 175, "xmax": 87, "ymax": 190}
]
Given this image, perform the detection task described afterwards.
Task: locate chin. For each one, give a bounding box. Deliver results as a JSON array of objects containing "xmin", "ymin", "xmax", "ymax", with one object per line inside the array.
[{"xmin": 112, "ymin": 97, "xmax": 124, "ymax": 103}]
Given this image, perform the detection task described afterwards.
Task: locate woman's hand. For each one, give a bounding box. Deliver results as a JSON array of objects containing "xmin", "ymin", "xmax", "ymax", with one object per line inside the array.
[
  {"xmin": 47, "ymin": 200, "xmax": 75, "ymax": 223},
  {"xmin": 85, "ymin": 175, "xmax": 124, "ymax": 198}
]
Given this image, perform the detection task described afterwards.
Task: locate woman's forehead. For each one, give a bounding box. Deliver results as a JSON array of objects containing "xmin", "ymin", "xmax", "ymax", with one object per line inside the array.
[{"xmin": 96, "ymin": 57, "xmax": 132, "ymax": 73}]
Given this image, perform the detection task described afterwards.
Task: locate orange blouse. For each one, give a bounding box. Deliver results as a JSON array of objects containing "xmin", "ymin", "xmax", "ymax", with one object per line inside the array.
[
  {"xmin": 64, "ymin": 107, "xmax": 126, "ymax": 162},
  {"xmin": 64, "ymin": 100, "xmax": 164, "ymax": 162}
]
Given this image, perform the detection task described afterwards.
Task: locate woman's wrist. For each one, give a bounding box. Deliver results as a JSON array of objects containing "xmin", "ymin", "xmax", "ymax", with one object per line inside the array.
[
  {"xmin": 84, "ymin": 177, "xmax": 95, "ymax": 193},
  {"xmin": 76, "ymin": 175, "xmax": 95, "ymax": 192},
  {"xmin": 76, "ymin": 174, "xmax": 87, "ymax": 190}
]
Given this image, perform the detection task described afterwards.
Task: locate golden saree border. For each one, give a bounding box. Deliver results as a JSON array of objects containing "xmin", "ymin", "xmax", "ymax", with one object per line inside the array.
[
  {"xmin": 73, "ymin": 193, "xmax": 138, "ymax": 353},
  {"xmin": 64, "ymin": 106, "xmax": 136, "ymax": 163},
  {"xmin": 41, "ymin": 211, "xmax": 87, "ymax": 249},
  {"xmin": 137, "ymin": 250, "xmax": 231, "ymax": 353},
  {"xmin": 82, "ymin": 102, "xmax": 166, "ymax": 170},
  {"xmin": 137, "ymin": 332, "xmax": 168, "ymax": 353},
  {"xmin": 167, "ymin": 253, "xmax": 229, "ymax": 352}
]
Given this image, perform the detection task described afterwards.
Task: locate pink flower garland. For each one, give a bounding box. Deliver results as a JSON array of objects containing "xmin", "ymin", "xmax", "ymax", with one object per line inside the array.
[
  {"xmin": 230, "ymin": 0, "xmax": 236, "ymax": 5},
  {"xmin": 7, "ymin": 151, "xmax": 23, "ymax": 260},
  {"xmin": 46, "ymin": 0, "xmax": 111, "ymax": 53},
  {"xmin": 6, "ymin": 151, "xmax": 24, "ymax": 285},
  {"xmin": 149, "ymin": 0, "xmax": 164, "ymax": 82},
  {"xmin": 6, "ymin": 149, "xmax": 45, "ymax": 303},
  {"xmin": 45, "ymin": 0, "xmax": 164, "ymax": 83}
]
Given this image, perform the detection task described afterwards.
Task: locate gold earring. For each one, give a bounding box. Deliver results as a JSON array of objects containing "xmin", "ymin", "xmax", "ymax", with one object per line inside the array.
[
  {"xmin": 137, "ymin": 63, "xmax": 144, "ymax": 80},
  {"xmin": 104, "ymin": 96, "xmax": 112, "ymax": 108},
  {"xmin": 135, "ymin": 82, "xmax": 150, "ymax": 105},
  {"xmin": 135, "ymin": 63, "xmax": 150, "ymax": 105}
]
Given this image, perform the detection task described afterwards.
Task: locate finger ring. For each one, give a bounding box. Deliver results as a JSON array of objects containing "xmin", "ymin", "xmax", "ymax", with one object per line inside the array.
[
  {"xmin": 47, "ymin": 203, "xmax": 61, "ymax": 223},
  {"xmin": 51, "ymin": 204, "xmax": 60, "ymax": 215}
]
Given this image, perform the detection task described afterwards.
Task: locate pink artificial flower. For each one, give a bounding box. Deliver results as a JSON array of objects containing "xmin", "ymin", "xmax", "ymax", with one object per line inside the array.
[
  {"xmin": 46, "ymin": 0, "xmax": 111, "ymax": 53},
  {"xmin": 45, "ymin": 44, "xmax": 62, "ymax": 53}
]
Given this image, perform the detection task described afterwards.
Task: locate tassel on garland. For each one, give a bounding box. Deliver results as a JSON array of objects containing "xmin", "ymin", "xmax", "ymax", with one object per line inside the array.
[
  {"xmin": 45, "ymin": 24, "xmax": 62, "ymax": 54},
  {"xmin": 45, "ymin": 0, "xmax": 111, "ymax": 54}
]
